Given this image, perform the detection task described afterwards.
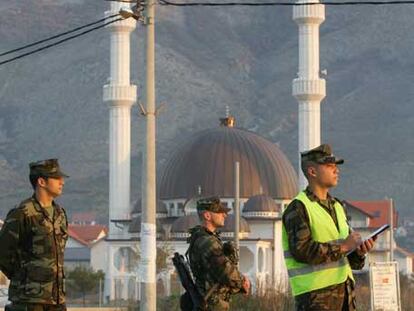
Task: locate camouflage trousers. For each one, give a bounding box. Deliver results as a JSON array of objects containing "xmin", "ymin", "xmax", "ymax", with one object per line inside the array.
[
  {"xmin": 294, "ymin": 279, "xmax": 356, "ymax": 311},
  {"xmin": 207, "ymin": 300, "xmax": 230, "ymax": 311},
  {"xmin": 207, "ymin": 295, "xmax": 231, "ymax": 311},
  {"xmin": 5, "ymin": 303, "xmax": 67, "ymax": 311}
]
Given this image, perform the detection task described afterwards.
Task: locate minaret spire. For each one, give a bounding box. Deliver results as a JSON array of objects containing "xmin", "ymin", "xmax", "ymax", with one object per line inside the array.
[
  {"xmin": 292, "ymin": 0, "xmax": 326, "ymax": 189},
  {"xmin": 103, "ymin": 0, "xmax": 137, "ymax": 301}
]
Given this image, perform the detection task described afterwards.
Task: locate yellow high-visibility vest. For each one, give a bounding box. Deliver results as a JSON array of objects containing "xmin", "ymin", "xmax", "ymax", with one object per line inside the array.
[{"xmin": 282, "ymin": 191, "xmax": 354, "ymax": 296}]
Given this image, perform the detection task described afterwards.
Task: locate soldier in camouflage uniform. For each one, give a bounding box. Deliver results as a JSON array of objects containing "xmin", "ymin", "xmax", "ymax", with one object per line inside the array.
[
  {"xmin": 0, "ymin": 159, "xmax": 69, "ymax": 311},
  {"xmin": 282, "ymin": 145, "xmax": 376, "ymax": 311},
  {"xmin": 186, "ymin": 197, "xmax": 250, "ymax": 311}
]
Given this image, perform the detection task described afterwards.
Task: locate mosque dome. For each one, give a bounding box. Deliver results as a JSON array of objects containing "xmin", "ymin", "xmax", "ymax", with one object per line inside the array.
[
  {"xmin": 221, "ymin": 214, "xmax": 250, "ymax": 234},
  {"xmin": 170, "ymin": 214, "xmax": 200, "ymax": 238},
  {"xmin": 243, "ymin": 194, "xmax": 281, "ymax": 219},
  {"xmin": 159, "ymin": 118, "xmax": 298, "ymax": 200}
]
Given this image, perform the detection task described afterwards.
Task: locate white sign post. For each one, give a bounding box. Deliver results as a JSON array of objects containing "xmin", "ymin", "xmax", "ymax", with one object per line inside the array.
[{"xmin": 370, "ymin": 261, "xmax": 401, "ymax": 311}]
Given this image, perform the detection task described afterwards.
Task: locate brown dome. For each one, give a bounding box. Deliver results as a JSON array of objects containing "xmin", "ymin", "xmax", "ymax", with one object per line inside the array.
[
  {"xmin": 243, "ymin": 194, "xmax": 281, "ymax": 213},
  {"xmin": 170, "ymin": 214, "xmax": 200, "ymax": 233},
  {"xmin": 159, "ymin": 125, "xmax": 298, "ymax": 200},
  {"xmin": 221, "ymin": 214, "xmax": 250, "ymax": 233}
]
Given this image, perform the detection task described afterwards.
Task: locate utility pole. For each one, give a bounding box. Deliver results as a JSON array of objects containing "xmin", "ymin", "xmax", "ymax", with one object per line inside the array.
[
  {"xmin": 140, "ymin": 0, "xmax": 157, "ymax": 309},
  {"xmin": 234, "ymin": 161, "xmax": 240, "ymax": 263}
]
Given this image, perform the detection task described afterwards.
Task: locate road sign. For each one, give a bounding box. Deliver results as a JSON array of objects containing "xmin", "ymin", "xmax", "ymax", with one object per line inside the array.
[{"xmin": 370, "ymin": 261, "xmax": 401, "ymax": 311}]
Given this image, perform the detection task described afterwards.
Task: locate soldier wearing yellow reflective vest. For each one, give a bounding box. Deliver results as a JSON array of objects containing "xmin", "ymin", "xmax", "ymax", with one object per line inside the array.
[{"xmin": 282, "ymin": 144, "xmax": 376, "ymax": 311}]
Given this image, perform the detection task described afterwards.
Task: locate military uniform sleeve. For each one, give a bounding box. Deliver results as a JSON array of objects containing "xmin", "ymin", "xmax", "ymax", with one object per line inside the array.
[
  {"xmin": 0, "ymin": 209, "xmax": 25, "ymax": 278},
  {"xmin": 347, "ymin": 252, "xmax": 365, "ymax": 270},
  {"xmin": 201, "ymin": 236, "xmax": 244, "ymax": 291},
  {"xmin": 346, "ymin": 227, "xmax": 366, "ymax": 270},
  {"xmin": 282, "ymin": 200, "xmax": 343, "ymax": 265}
]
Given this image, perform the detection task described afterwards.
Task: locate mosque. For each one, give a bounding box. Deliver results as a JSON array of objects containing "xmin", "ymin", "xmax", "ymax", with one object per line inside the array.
[{"xmin": 100, "ymin": 115, "xmax": 298, "ymax": 300}]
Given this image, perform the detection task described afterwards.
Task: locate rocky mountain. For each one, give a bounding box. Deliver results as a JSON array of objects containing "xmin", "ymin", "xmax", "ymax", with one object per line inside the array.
[{"xmin": 1, "ymin": 0, "xmax": 413, "ymax": 223}]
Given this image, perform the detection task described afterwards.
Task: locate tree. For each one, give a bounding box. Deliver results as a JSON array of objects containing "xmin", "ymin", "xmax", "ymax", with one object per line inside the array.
[
  {"xmin": 66, "ymin": 266, "xmax": 105, "ymax": 306},
  {"xmin": 157, "ymin": 241, "xmax": 173, "ymax": 274}
]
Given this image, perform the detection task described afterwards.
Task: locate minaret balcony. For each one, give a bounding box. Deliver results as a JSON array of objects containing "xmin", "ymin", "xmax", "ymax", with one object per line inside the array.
[
  {"xmin": 293, "ymin": 3, "xmax": 325, "ymax": 25},
  {"xmin": 103, "ymin": 84, "xmax": 137, "ymax": 104},
  {"xmin": 292, "ymin": 78, "xmax": 326, "ymax": 101}
]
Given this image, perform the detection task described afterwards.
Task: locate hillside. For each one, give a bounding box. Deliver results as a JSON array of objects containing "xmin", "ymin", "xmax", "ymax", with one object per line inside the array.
[{"xmin": 0, "ymin": 0, "xmax": 413, "ymax": 222}]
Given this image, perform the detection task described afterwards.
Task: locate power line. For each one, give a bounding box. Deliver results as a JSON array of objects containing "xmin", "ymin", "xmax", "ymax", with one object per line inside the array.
[
  {"xmin": 2, "ymin": 0, "xmax": 412, "ymax": 65},
  {"xmin": 158, "ymin": 0, "xmax": 414, "ymax": 6},
  {"xmin": 0, "ymin": 18, "xmax": 123, "ymax": 66},
  {"xmin": 106, "ymin": 0, "xmax": 414, "ymax": 4},
  {"xmin": 105, "ymin": 0, "xmax": 137, "ymax": 2},
  {"xmin": 0, "ymin": 14, "xmax": 119, "ymax": 58}
]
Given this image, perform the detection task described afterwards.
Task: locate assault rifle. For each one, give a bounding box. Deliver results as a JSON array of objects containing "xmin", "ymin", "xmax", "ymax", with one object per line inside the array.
[{"xmin": 172, "ymin": 252, "xmax": 206, "ymax": 311}]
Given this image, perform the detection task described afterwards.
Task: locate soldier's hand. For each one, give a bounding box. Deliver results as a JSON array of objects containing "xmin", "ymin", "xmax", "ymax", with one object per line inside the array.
[
  {"xmin": 340, "ymin": 232, "xmax": 362, "ymax": 254},
  {"xmin": 356, "ymin": 236, "xmax": 377, "ymax": 256},
  {"xmin": 241, "ymin": 275, "xmax": 251, "ymax": 295}
]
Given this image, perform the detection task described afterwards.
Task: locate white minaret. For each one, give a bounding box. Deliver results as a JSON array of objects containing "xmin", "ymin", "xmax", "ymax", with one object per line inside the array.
[
  {"xmin": 103, "ymin": 1, "xmax": 137, "ymax": 301},
  {"xmin": 292, "ymin": 0, "xmax": 326, "ymax": 189}
]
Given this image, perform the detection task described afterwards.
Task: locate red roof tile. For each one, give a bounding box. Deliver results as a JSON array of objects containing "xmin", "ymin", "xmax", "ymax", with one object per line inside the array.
[
  {"xmin": 342, "ymin": 201, "xmax": 375, "ymax": 218},
  {"xmin": 347, "ymin": 200, "xmax": 398, "ymax": 228},
  {"xmin": 67, "ymin": 228, "xmax": 89, "ymax": 246},
  {"xmin": 68, "ymin": 224, "xmax": 108, "ymax": 245}
]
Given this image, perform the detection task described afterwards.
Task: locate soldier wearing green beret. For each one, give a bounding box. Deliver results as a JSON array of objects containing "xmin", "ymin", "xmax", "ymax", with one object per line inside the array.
[
  {"xmin": 282, "ymin": 144, "xmax": 377, "ymax": 311},
  {"xmin": 184, "ymin": 197, "xmax": 250, "ymax": 311},
  {"xmin": 0, "ymin": 159, "xmax": 69, "ymax": 311}
]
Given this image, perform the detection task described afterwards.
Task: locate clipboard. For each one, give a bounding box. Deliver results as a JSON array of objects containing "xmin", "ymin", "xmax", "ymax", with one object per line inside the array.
[
  {"xmin": 347, "ymin": 224, "xmax": 390, "ymax": 255},
  {"xmin": 365, "ymin": 224, "xmax": 390, "ymax": 241}
]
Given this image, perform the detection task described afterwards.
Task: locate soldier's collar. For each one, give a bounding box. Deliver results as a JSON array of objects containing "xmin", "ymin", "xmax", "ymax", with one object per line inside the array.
[
  {"xmin": 305, "ymin": 187, "xmax": 335, "ymax": 205},
  {"xmin": 203, "ymin": 226, "xmax": 216, "ymax": 235},
  {"xmin": 31, "ymin": 194, "xmax": 58, "ymax": 219}
]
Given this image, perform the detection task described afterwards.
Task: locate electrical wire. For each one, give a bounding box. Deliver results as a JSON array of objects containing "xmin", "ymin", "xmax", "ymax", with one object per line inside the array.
[
  {"xmin": 0, "ymin": 17, "xmax": 123, "ymax": 66},
  {"xmin": 105, "ymin": 0, "xmax": 137, "ymax": 2},
  {"xmin": 106, "ymin": 0, "xmax": 414, "ymax": 4},
  {"xmin": 158, "ymin": 0, "xmax": 414, "ymax": 6},
  {"xmin": 0, "ymin": 14, "xmax": 120, "ymax": 58},
  {"xmin": 3, "ymin": 0, "xmax": 414, "ymax": 65}
]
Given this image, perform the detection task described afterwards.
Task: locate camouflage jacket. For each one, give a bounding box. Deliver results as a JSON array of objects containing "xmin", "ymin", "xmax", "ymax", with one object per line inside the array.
[
  {"xmin": 0, "ymin": 196, "xmax": 68, "ymax": 304},
  {"xmin": 187, "ymin": 226, "xmax": 244, "ymax": 305}
]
